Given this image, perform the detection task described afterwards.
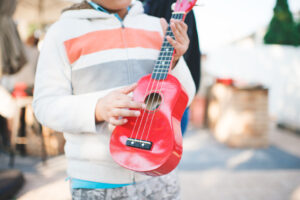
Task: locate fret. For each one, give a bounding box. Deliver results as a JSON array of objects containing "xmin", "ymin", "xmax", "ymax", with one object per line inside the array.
[
  {"xmin": 153, "ymin": 67, "xmax": 170, "ymax": 72},
  {"xmin": 153, "ymin": 71, "xmax": 169, "ymax": 75},
  {"xmin": 153, "ymin": 66, "xmax": 170, "ymax": 70},
  {"xmin": 153, "ymin": 69, "xmax": 169, "ymax": 72},
  {"xmin": 161, "ymin": 44, "xmax": 173, "ymax": 49},
  {"xmin": 151, "ymin": 73, "xmax": 168, "ymax": 80},
  {"xmin": 160, "ymin": 47, "xmax": 173, "ymax": 52},
  {"xmin": 154, "ymin": 63, "xmax": 172, "ymax": 67},
  {"xmin": 152, "ymin": 12, "xmax": 184, "ymax": 80},
  {"xmin": 159, "ymin": 49, "xmax": 173, "ymax": 57},
  {"xmin": 152, "ymin": 70, "xmax": 169, "ymax": 73},
  {"xmin": 159, "ymin": 50, "xmax": 172, "ymax": 55},
  {"xmin": 156, "ymin": 60, "xmax": 172, "ymax": 64},
  {"xmin": 153, "ymin": 66, "xmax": 171, "ymax": 70},
  {"xmin": 156, "ymin": 57, "xmax": 172, "ymax": 63},
  {"xmin": 160, "ymin": 47, "xmax": 173, "ymax": 51},
  {"xmin": 157, "ymin": 56, "xmax": 173, "ymax": 60},
  {"xmin": 155, "ymin": 60, "xmax": 171, "ymax": 64},
  {"xmin": 153, "ymin": 68, "xmax": 169, "ymax": 71},
  {"xmin": 153, "ymin": 66, "xmax": 171, "ymax": 69},
  {"xmin": 157, "ymin": 58, "xmax": 173, "ymax": 61},
  {"xmin": 153, "ymin": 66, "xmax": 169, "ymax": 70},
  {"xmin": 154, "ymin": 65, "xmax": 171, "ymax": 68},
  {"xmin": 161, "ymin": 47, "xmax": 173, "ymax": 51}
]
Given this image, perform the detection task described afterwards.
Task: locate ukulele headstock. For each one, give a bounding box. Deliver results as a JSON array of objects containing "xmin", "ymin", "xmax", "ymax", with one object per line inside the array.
[{"xmin": 174, "ymin": 0, "xmax": 197, "ymax": 14}]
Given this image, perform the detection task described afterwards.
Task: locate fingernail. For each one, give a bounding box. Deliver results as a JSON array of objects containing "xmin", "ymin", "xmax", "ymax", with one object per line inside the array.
[
  {"xmin": 135, "ymin": 111, "xmax": 141, "ymax": 116},
  {"xmin": 142, "ymin": 104, "xmax": 146, "ymax": 109},
  {"xmin": 123, "ymin": 119, "xmax": 127, "ymax": 123}
]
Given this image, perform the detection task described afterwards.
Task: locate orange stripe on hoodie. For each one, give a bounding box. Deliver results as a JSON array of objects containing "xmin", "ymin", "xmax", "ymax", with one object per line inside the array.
[{"xmin": 64, "ymin": 28, "xmax": 163, "ymax": 64}]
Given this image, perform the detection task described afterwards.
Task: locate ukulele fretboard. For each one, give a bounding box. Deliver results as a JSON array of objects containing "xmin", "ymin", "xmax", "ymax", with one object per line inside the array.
[{"xmin": 151, "ymin": 12, "xmax": 184, "ymax": 80}]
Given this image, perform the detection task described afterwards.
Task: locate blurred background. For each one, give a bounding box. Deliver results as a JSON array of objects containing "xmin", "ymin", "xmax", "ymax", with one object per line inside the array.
[{"xmin": 0, "ymin": 0, "xmax": 300, "ymax": 199}]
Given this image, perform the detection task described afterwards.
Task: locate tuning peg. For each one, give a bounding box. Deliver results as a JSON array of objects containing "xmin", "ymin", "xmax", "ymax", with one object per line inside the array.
[{"xmin": 171, "ymin": 3, "xmax": 176, "ymax": 11}]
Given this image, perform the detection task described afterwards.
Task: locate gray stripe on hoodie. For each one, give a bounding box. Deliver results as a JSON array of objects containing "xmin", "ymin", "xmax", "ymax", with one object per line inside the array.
[{"xmin": 71, "ymin": 59, "xmax": 155, "ymax": 94}]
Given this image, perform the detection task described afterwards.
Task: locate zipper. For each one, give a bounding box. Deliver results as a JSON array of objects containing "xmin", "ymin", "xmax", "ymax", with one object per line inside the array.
[
  {"xmin": 88, "ymin": 1, "xmax": 135, "ymax": 181},
  {"xmin": 90, "ymin": 4, "xmax": 131, "ymax": 83},
  {"xmin": 119, "ymin": 20, "xmax": 132, "ymax": 84},
  {"xmin": 131, "ymin": 171, "xmax": 136, "ymax": 185}
]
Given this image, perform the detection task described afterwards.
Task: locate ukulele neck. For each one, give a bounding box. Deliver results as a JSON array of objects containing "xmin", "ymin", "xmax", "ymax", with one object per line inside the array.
[{"xmin": 151, "ymin": 12, "xmax": 185, "ymax": 80}]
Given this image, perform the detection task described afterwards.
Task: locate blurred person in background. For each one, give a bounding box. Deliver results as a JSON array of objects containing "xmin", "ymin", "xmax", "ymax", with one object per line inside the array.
[
  {"xmin": 0, "ymin": 0, "xmax": 27, "ymax": 149},
  {"xmin": 0, "ymin": 33, "xmax": 39, "ymax": 149},
  {"xmin": 0, "ymin": 85, "xmax": 16, "ymax": 147},
  {"xmin": 1, "ymin": 33, "xmax": 39, "ymax": 93}
]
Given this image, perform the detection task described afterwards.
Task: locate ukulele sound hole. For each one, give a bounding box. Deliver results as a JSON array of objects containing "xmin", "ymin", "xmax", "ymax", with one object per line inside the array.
[{"xmin": 144, "ymin": 92, "xmax": 162, "ymax": 111}]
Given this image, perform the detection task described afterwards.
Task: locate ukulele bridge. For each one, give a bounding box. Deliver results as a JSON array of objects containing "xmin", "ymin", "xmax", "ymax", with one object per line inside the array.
[{"xmin": 126, "ymin": 138, "xmax": 152, "ymax": 150}]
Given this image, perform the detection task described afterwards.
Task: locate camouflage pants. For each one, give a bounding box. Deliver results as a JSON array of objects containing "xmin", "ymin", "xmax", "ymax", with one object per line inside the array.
[{"xmin": 71, "ymin": 170, "xmax": 180, "ymax": 200}]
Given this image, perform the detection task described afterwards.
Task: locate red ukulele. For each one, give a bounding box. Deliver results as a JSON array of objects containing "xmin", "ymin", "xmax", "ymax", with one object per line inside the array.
[{"xmin": 110, "ymin": 0, "xmax": 197, "ymax": 176}]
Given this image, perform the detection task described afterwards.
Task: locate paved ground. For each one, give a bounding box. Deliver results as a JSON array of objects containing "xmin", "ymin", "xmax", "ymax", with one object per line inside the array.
[
  {"xmin": 1, "ymin": 124, "xmax": 300, "ymax": 200},
  {"xmin": 179, "ymin": 126, "xmax": 300, "ymax": 200}
]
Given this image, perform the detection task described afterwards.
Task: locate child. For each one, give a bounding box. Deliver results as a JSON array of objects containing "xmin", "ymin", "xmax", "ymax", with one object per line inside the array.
[{"xmin": 33, "ymin": 0, "xmax": 195, "ymax": 199}]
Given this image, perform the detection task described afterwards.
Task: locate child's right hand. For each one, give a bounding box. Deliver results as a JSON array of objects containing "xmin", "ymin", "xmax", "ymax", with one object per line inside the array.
[{"xmin": 95, "ymin": 83, "xmax": 146, "ymax": 126}]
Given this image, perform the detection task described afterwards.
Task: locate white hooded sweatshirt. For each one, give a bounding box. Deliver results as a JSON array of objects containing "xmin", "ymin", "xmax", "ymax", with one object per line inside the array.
[{"xmin": 33, "ymin": 1, "xmax": 195, "ymax": 184}]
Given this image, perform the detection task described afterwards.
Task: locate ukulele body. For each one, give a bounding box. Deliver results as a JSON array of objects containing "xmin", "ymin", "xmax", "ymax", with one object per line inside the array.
[{"xmin": 110, "ymin": 74, "xmax": 188, "ymax": 176}]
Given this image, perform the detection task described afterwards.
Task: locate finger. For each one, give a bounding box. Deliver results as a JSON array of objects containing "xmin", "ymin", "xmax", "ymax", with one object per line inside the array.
[
  {"xmin": 177, "ymin": 21, "xmax": 188, "ymax": 36},
  {"xmin": 160, "ymin": 18, "xmax": 168, "ymax": 35},
  {"xmin": 170, "ymin": 21, "xmax": 185, "ymax": 44},
  {"xmin": 176, "ymin": 22, "xmax": 189, "ymax": 43},
  {"xmin": 110, "ymin": 108, "xmax": 141, "ymax": 118},
  {"xmin": 167, "ymin": 36, "xmax": 184, "ymax": 58},
  {"xmin": 166, "ymin": 35, "xmax": 179, "ymax": 50},
  {"xmin": 108, "ymin": 123, "xmax": 116, "ymax": 132},
  {"xmin": 114, "ymin": 93, "xmax": 133, "ymax": 101},
  {"xmin": 113, "ymin": 98, "xmax": 146, "ymax": 109},
  {"xmin": 109, "ymin": 117, "xmax": 128, "ymax": 126},
  {"xmin": 119, "ymin": 83, "xmax": 137, "ymax": 94}
]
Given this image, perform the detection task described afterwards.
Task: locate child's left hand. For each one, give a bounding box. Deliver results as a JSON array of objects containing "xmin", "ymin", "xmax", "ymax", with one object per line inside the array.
[{"xmin": 160, "ymin": 18, "xmax": 190, "ymax": 68}]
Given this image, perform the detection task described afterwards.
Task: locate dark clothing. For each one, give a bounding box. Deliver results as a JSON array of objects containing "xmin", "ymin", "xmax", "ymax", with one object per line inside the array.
[{"xmin": 142, "ymin": 0, "xmax": 201, "ymax": 91}]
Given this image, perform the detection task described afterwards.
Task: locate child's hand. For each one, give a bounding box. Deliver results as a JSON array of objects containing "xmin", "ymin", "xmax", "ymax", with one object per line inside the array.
[
  {"xmin": 160, "ymin": 18, "xmax": 190, "ymax": 68},
  {"xmin": 95, "ymin": 83, "xmax": 146, "ymax": 126}
]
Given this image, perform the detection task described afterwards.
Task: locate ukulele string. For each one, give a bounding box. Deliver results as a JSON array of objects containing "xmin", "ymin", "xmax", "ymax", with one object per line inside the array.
[
  {"xmin": 135, "ymin": 14, "xmax": 179, "ymax": 139},
  {"xmin": 131, "ymin": 59, "xmax": 163, "ymax": 140},
  {"xmin": 130, "ymin": 77, "xmax": 158, "ymax": 140},
  {"xmin": 120, "ymin": 15, "xmax": 152, "ymax": 140},
  {"xmin": 128, "ymin": 73, "xmax": 155, "ymax": 140},
  {"xmin": 132, "ymin": 34, "xmax": 172, "ymax": 141},
  {"xmin": 130, "ymin": 47, "xmax": 170, "ymax": 140},
  {"xmin": 135, "ymin": 14, "xmax": 176, "ymax": 142},
  {"xmin": 137, "ymin": 46, "xmax": 170, "ymax": 141},
  {"xmin": 142, "ymin": 13, "xmax": 181, "ymax": 141},
  {"xmin": 132, "ymin": 12, "xmax": 183, "ymax": 142},
  {"xmin": 144, "ymin": 13, "xmax": 183, "ymax": 142},
  {"xmin": 131, "ymin": 13, "xmax": 179, "ymax": 141}
]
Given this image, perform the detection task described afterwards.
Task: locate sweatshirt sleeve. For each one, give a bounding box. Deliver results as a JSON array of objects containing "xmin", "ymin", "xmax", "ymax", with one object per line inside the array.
[
  {"xmin": 170, "ymin": 57, "xmax": 196, "ymax": 106},
  {"xmin": 33, "ymin": 27, "xmax": 103, "ymax": 134}
]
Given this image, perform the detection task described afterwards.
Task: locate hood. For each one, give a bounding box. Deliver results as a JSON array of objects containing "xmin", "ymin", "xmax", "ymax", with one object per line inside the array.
[{"xmin": 61, "ymin": 0, "xmax": 144, "ymax": 20}]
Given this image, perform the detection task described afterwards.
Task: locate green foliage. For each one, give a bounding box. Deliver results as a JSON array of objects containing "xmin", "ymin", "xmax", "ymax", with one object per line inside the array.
[
  {"xmin": 297, "ymin": 21, "xmax": 300, "ymax": 34},
  {"xmin": 264, "ymin": 0, "xmax": 300, "ymax": 46}
]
